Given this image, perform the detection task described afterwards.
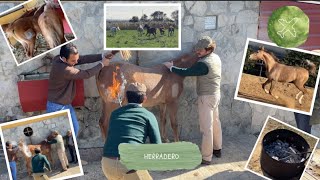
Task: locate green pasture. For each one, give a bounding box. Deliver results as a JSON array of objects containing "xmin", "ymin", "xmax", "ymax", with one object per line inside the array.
[{"xmin": 106, "ymin": 29, "xmax": 179, "ymax": 48}]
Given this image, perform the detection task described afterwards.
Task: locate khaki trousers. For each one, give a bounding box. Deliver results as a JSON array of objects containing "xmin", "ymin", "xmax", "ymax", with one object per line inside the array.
[
  {"xmin": 198, "ymin": 94, "xmax": 222, "ymax": 161},
  {"xmin": 57, "ymin": 149, "xmax": 69, "ymax": 170},
  {"xmin": 101, "ymin": 157, "xmax": 152, "ymax": 180},
  {"xmin": 32, "ymin": 173, "xmax": 49, "ymax": 180}
]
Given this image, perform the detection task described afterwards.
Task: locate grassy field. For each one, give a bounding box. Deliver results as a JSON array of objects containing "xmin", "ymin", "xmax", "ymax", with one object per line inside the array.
[{"xmin": 106, "ymin": 29, "xmax": 179, "ymax": 48}]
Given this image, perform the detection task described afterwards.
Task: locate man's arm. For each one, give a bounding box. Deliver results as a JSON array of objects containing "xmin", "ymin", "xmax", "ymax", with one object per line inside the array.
[
  {"xmin": 64, "ymin": 63, "xmax": 103, "ymax": 80},
  {"xmin": 148, "ymin": 114, "xmax": 162, "ymax": 144},
  {"xmin": 76, "ymin": 54, "xmax": 103, "ymax": 65},
  {"xmin": 170, "ymin": 62, "xmax": 209, "ymax": 76},
  {"xmin": 47, "ymin": 139, "xmax": 58, "ymax": 145},
  {"xmin": 43, "ymin": 156, "xmax": 52, "ymax": 171}
]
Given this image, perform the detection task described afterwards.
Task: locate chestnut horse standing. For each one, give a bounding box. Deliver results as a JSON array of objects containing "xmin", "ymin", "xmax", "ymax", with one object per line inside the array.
[
  {"xmin": 249, "ymin": 46, "xmax": 316, "ymax": 104},
  {"xmin": 18, "ymin": 138, "xmax": 53, "ymax": 176},
  {"xmin": 4, "ymin": 5, "xmax": 44, "ymax": 58},
  {"xmin": 96, "ymin": 53, "xmax": 199, "ymax": 142}
]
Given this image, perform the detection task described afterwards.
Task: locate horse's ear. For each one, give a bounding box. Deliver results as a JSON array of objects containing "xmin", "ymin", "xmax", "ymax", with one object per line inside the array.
[{"xmin": 260, "ymin": 46, "xmax": 265, "ymax": 51}]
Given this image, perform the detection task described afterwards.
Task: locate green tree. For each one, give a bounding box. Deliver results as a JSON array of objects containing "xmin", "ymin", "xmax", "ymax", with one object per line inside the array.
[
  {"xmin": 171, "ymin": 10, "xmax": 178, "ymax": 24},
  {"xmin": 129, "ymin": 16, "xmax": 139, "ymax": 22},
  {"xmin": 150, "ymin": 11, "xmax": 165, "ymax": 21},
  {"xmin": 140, "ymin": 14, "xmax": 148, "ymax": 22}
]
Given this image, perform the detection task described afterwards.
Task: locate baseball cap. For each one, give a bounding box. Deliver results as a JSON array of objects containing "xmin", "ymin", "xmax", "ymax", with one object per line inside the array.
[
  {"xmin": 127, "ymin": 82, "xmax": 147, "ymax": 93},
  {"xmin": 194, "ymin": 36, "xmax": 216, "ymax": 50}
]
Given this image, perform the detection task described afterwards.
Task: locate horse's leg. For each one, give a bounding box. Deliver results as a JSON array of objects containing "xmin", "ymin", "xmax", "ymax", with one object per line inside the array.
[
  {"xmin": 28, "ymin": 35, "xmax": 36, "ymax": 57},
  {"xmin": 99, "ymin": 101, "xmax": 117, "ymax": 141},
  {"xmin": 295, "ymin": 83, "xmax": 308, "ymax": 105},
  {"xmin": 159, "ymin": 104, "xmax": 169, "ymax": 143},
  {"xmin": 262, "ymin": 79, "xmax": 272, "ymax": 94},
  {"xmin": 27, "ymin": 158, "xmax": 32, "ymax": 176},
  {"xmin": 295, "ymin": 91, "xmax": 303, "ymax": 100},
  {"xmin": 269, "ymin": 80, "xmax": 279, "ymax": 99},
  {"xmin": 168, "ymin": 100, "xmax": 179, "ymax": 142},
  {"xmin": 47, "ymin": 148, "xmax": 54, "ymax": 169}
]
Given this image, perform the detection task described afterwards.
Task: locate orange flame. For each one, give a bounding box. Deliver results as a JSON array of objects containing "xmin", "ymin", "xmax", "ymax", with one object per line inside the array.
[{"xmin": 107, "ymin": 66, "xmax": 121, "ymax": 100}]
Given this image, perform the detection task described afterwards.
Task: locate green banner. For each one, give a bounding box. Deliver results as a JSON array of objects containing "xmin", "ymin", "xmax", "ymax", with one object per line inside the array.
[{"xmin": 119, "ymin": 142, "xmax": 202, "ymax": 170}]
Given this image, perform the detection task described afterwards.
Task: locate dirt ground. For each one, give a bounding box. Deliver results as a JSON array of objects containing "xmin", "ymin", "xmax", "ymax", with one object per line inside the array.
[
  {"xmin": 11, "ymin": 34, "xmax": 75, "ymax": 64},
  {"xmin": 247, "ymin": 118, "xmax": 318, "ymax": 180},
  {"xmin": 238, "ymin": 73, "xmax": 315, "ymax": 113}
]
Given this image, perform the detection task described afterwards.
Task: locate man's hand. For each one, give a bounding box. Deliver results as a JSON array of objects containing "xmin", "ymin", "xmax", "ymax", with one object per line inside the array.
[
  {"xmin": 103, "ymin": 52, "xmax": 114, "ymax": 59},
  {"xmin": 163, "ymin": 61, "xmax": 173, "ymax": 69},
  {"xmin": 101, "ymin": 57, "xmax": 111, "ymax": 67},
  {"xmin": 101, "ymin": 53, "xmax": 113, "ymax": 67}
]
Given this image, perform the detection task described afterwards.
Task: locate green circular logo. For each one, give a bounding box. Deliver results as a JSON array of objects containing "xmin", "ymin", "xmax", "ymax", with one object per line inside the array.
[{"xmin": 268, "ymin": 6, "xmax": 309, "ymax": 48}]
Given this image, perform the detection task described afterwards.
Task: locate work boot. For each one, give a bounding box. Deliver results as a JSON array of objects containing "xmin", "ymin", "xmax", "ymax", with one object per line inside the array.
[
  {"xmin": 201, "ymin": 159, "xmax": 211, "ymax": 165},
  {"xmin": 213, "ymin": 149, "xmax": 221, "ymax": 158},
  {"xmin": 60, "ymin": 169, "xmax": 67, "ymax": 172}
]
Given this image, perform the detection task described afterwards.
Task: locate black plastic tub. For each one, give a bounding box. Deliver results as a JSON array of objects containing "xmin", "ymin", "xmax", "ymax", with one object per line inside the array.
[{"xmin": 260, "ymin": 129, "xmax": 310, "ymax": 179}]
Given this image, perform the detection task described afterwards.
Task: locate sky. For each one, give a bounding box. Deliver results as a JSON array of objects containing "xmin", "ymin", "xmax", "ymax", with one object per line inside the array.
[{"xmin": 105, "ymin": 5, "xmax": 179, "ymax": 20}]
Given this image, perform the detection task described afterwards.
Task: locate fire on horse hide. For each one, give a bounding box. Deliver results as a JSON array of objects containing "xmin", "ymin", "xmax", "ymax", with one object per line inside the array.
[
  {"xmin": 96, "ymin": 53, "xmax": 199, "ymax": 142},
  {"xmin": 249, "ymin": 46, "xmax": 316, "ymax": 105}
]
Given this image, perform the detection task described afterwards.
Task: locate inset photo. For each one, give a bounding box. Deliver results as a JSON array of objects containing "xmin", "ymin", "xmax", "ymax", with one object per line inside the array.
[
  {"xmin": 302, "ymin": 148, "xmax": 320, "ymax": 180},
  {"xmin": 0, "ymin": 137, "xmax": 10, "ymax": 180},
  {"xmin": 245, "ymin": 116, "xmax": 319, "ymax": 180},
  {"xmin": 0, "ymin": 0, "xmax": 77, "ymax": 66},
  {"xmin": 235, "ymin": 38, "xmax": 320, "ymax": 115},
  {"xmin": 0, "ymin": 110, "xmax": 83, "ymax": 180},
  {"xmin": 104, "ymin": 3, "xmax": 181, "ymax": 50}
]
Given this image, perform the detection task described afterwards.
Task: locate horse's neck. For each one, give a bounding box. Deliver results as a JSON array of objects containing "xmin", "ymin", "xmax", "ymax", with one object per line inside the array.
[
  {"xmin": 173, "ymin": 54, "xmax": 199, "ymax": 68},
  {"xmin": 263, "ymin": 53, "xmax": 277, "ymax": 71},
  {"xmin": 19, "ymin": 144, "xmax": 32, "ymax": 158}
]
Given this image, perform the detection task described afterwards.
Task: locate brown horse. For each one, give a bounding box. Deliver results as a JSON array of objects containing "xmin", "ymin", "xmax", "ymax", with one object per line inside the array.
[
  {"xmin": 249, "ymin": 46, "xmax": 316, "ymax": 105},
  {"xmin": 4, "ymin": 5, "xmax": 44, "ymax": 58},
  {"xmin": 18, "ymin": 138, "xmax": 53, "ymax": 176},
  {"xmin": 96, "ymin": 52, "xmax": 199, "ymax": 142}
]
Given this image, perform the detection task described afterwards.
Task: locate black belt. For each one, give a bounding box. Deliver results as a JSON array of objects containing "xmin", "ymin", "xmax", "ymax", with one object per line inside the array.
[{"xmin": 106, "ymin": 156, "xmax": 120, "ymax": 160}]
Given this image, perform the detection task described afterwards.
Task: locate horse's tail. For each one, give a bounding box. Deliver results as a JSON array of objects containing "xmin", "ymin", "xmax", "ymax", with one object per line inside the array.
[{"xmin": 306, "ymin": 60, "xmax": 316, "ymax": 76}]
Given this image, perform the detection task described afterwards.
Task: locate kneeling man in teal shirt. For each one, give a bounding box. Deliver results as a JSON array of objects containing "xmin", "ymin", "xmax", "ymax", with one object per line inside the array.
[{"xmin": 101, "ymin": 82, "xmax": 162, "ymax": 180}]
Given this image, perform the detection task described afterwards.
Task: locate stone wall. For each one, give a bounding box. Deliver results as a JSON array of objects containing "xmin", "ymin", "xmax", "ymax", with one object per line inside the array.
[
  {"xmin": 1, "ymin": 114, "xmax": 74, "ymax": 173},
  {"xmin": 0, "ymin": 1, "xmax": 319, "ymax": 150}
]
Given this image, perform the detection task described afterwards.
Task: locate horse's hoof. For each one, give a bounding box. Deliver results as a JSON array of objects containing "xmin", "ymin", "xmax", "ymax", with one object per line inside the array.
[{"xmin": 264, "ymin": 89, "xmax": 269, "ymax": 94}]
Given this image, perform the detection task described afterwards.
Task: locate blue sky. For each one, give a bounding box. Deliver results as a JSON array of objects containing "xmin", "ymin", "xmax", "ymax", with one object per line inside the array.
[{"xmin": 105, "ymin": 5, "xmax": 179, "ymax": 20}]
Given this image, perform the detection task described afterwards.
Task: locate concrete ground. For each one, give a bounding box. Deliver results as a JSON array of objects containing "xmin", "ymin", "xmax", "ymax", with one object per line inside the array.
[
  {"xmin": 19, "ymin": 162, "xmax": 81, "ymax": 180},
  {"xmin": 72, "ymin": 134, "xmax": 264, "ymax": 180}
]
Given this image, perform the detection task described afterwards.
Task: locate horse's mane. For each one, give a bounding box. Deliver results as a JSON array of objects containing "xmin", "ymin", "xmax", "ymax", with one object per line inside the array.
[{"xmin": 263, "ymin": 49, "xmax": 280, "ymax": 63}]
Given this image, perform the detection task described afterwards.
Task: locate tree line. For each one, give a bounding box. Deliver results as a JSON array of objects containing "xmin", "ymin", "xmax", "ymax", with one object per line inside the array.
[{"xmin": 129, "ymin": 10, "xmax": 178, "ymax": 23}]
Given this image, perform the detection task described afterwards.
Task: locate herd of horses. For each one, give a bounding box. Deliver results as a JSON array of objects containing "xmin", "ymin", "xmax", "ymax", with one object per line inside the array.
[
  {"xmin": 2, "ymin": 1, "xmax": 66, "ymax": 59},
  {"xmin": 109, "ymin": 24, "xmax": 175, "ymax": 38}
]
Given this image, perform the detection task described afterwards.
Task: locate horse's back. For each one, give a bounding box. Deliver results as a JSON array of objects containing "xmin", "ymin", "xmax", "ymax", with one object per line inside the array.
[
  {"xmin": 271, "ymin": 63, "xmax": 309, "ymax": 82},
  {"xmin": 97, "ymin": 62, "xmax": 180, "ymax": 105}
]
